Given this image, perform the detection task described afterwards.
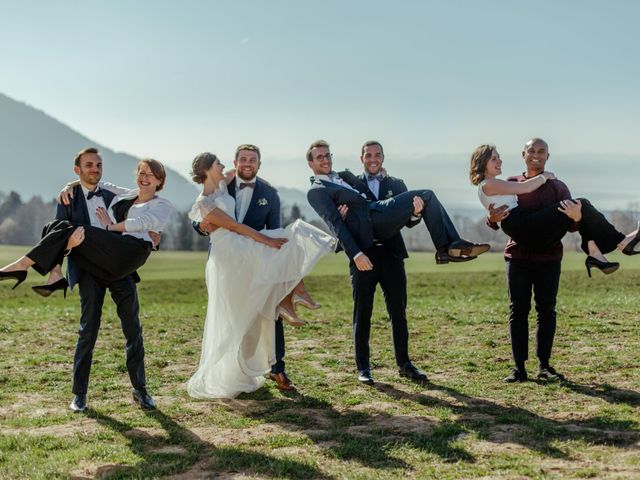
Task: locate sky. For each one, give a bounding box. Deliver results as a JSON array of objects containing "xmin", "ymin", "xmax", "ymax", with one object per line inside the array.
[{"xmin": 1, "ymin": 0, "xmax": 639, "ymax": 199}]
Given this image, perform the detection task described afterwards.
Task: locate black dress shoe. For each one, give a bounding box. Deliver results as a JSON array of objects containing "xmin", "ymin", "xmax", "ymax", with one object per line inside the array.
[
  {"xmin": 357, "ymin": 369, "xmax": 374, "ymax": 385},
  {"xmin": 503, "ymin": 368, "xmax": 528, "ymax": 383},
  {"xmin": 132, "ymin": 388, "xmax": 157, "ymax": 410},
  {"xmin": 69, "ymin": 394, "xmax": 87, "ymax": 413},
  {"xmin": 448, "ymin": 240, "xmax": 490, "ymax": 259},
  {"xmin": 537, "ymin": 365, "xmax": 566, "ymax": 381},
  {"xmin": 398, "ymin": 362, "xmax": 427, "ymax": 382},
  {"xmin": 435, "ymin": 252, "xmax": 477, "ymax": 264}
]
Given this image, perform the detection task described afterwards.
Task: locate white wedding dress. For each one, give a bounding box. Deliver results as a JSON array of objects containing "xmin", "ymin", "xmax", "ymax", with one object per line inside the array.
[{"xmin": 186, "ymin": 182, "xmax": 336, "ymax": 398}]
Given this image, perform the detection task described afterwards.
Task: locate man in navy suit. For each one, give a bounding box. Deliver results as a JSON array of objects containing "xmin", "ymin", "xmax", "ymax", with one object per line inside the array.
[
  {"xmin": 306, "ymin": 139, "xmax": 489, "ymax": 383},
  {"xmin": 57, "ymin": 147, "xmax": 155, "ymax": 412},
  {"xmin": 347, "ymin": 140, "xmax": 428, "ymax": 384},
  {"xmin": 195, "ymin": 144, "xmax": 295, "ymax": 391}
]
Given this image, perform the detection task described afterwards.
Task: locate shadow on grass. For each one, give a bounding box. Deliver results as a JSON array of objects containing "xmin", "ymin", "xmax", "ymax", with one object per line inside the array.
[
  {"xmin": 231, "ymin": 388, "xmax": 475, "ymax": 473},
  {"xmin": 87, "ymin": 408, "xmax": 328, "ymax": 479},
  {"xmin": 373, "ymin": 380, "xmax": 640, "ymax": 459},
  {"xmin": 560, "ymin": 380, "xmax": 640, "ymax": 407}
]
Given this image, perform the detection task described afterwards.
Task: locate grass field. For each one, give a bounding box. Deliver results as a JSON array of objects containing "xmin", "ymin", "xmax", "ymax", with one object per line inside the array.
[{"xmin": 1, "ymin": 246, "xmax": 639, "ymax": 479}]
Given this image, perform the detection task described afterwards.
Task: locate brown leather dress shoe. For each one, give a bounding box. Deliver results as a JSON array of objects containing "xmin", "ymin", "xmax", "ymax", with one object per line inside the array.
[{"xmin": 269, "ymin": 372, "xmax": 296, "ymax": 391}]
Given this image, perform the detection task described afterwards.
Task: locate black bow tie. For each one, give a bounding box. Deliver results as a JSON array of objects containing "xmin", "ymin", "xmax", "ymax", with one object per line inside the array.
[
  {"xmin": 366, "ymin": 173, "xmax": 384, "ymax": 182},
  {"xmin": 239, "ymin": 182, "xmax": 256, "ymax": 190},
  {"xmin": 87, "ymin": 189, "xmax": 103, "ymax": 200}
]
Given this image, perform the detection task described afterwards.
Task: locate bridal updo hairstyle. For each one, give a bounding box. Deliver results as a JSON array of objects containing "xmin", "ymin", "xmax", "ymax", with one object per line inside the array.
[
  {"xmin": 469, "ymin": 144, "xmax": 496, "ymax": 186},
  {"xmin": 191, "ymin": 152, "xmax": 219, "ymax": 184},
  {"xmin": 137, "ymin": 158, "xmax": 166, "ymax": 191}
]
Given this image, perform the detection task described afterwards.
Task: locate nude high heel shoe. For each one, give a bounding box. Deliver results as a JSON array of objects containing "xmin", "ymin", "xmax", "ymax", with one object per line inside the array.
[
  {"xmin": 293, "ymin": 293, "xmax": 321, "ymax": 310},
  {"xmin": 292, "ymin": 284, "xmax": 321, "ymax": 310},
  {"xmin": 276, "ymin": 304, "xmax": 306, "ymax": 327}
]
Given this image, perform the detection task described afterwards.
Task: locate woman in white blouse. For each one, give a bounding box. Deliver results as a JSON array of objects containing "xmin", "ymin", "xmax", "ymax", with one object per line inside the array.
[{"xmin": 0, "ymin": 159, "xmax": 173, "ymax": 290}]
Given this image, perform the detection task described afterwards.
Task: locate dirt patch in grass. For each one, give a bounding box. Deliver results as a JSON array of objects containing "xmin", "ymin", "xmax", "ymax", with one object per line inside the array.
[
  {"xmin": 2, "ymin": 418, "xmax": 102, "ymax": 437},
  {"xmin": 191, "ymin": 422, "xmax": 300, "ymax": 446},
  {"xmin": 0, "ymin": 393, "xmax": 67, "ymax": 418},
  {"xmin": 69, "ymin": 461, "xmax": 123, "ymax": 480}
]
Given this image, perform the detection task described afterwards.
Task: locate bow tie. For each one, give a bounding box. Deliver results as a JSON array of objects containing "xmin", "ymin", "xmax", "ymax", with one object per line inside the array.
[
  {"xmin": 366, "ymin": 173, "xmax": 384, "ymax": 182},
  {"xmin": 239, "ymin": 182, "xmax": 256, "ymax": 190},
  {"xmin": 87, "ymin": 189, "xmax": 103, "ymax": 200}
]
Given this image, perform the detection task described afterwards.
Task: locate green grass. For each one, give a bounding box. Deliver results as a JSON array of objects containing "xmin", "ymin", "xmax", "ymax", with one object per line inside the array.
[{"xmin": 1, "ymin": 245, "xmax": 640, "ymax": 478}]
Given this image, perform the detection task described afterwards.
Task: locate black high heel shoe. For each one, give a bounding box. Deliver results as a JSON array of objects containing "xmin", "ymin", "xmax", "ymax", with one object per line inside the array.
[
  {"xmin": 622, "ymin": 222, "xmax": 640, "ymax": 256},
  {"xmin": 0, "ymin": 270, "xmax": 28, "ymax": 290},
  {"xmin": 585, "ymin": 256, "xmax": 619, "ymax": 277},
  {"xmin": 32, "ymin": 278, "xmax": 69, "ymax": 298}
]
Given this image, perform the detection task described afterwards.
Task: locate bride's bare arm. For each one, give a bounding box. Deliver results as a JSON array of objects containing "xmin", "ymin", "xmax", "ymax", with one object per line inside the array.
[
  {"xmin": 203, "ymin": 208, "xmax": 287, "ymax": 249},
  {"xmin": 482, "ymin": 172, "xmax": 555, "ymax": 196}
]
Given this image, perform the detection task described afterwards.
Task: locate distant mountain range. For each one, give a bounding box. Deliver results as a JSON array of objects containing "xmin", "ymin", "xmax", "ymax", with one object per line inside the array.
[
  {"xmin": 1, "ymin": 92, "xmax": 638, "ymax": 216},
  {"xmin": 0, "ymin": 93, "xmax": 320, "ymax": 217},
  {"xmin": 0, "ymin": 93, "xmax": 198, "ymax": 210}
]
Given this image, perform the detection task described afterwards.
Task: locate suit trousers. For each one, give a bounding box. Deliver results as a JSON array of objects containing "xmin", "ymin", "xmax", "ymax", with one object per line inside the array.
[
  {"xmin": 72, "ymin": 271, "xmax": 146, "ymax": 394},
  {"xmin": 370, "ymin": 189, "xmax": 459, "ymax": 251},
  {"xmin": 271, "ymin": 319, "xmax": 286, "ymax": 374},
  {"xmin": 350, "ymin": 244, "xmax": 410, "ymax": 371},
  {"xmin": 501, "ymin": 198, "xmax": 625, "ymax": 253},
  {"xmin": 506, "ymin": 259, "xmax": 561, "ymax": 366},
  {"xmin": 27, "ymin": 220, "xmax": 151, "ymax": 283}
]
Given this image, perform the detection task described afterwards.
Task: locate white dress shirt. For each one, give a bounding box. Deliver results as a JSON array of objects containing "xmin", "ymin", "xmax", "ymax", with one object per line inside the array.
[
  {"xmin": 314, "ymin": 173, "xmax": 367, "ymax": 198},
  {"xmin": 235, "ymin": 178, "xmax": 255, "ymax": 223},
  {"xmin": 365, "ymin": 175, "xmax": 381, "ymax": 200},
  {"xmin": 81, "ymin": 185, "xmax": 108, "ymax": 229}
]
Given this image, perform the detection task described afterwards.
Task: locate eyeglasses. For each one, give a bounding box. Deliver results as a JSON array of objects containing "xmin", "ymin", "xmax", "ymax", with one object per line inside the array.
[
  {"xmin": 313, "ymin": 153, "xmax": 333, "ymax": 161},
  {"xmin": 137, "ymin": 171, "xmax": 157, "ymax": 179}
]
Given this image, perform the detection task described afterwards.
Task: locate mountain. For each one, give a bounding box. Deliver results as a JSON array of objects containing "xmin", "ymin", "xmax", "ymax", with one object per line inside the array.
[
  {"xmin": 2, "ymin": 92, "xmax": 637, "ymax": 217},
  {"xmin": 0, "ymin": 93, "xmax": 198, "ymax": 210}
]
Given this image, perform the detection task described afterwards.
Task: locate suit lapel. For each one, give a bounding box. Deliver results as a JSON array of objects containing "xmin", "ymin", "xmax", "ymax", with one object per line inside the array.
[
  {"xmin": 228, "ymin": 181, "xmax": 237, "ymax": 199},
  {"xmin": 378, "ymin": 177, "xmax": 391, "ymax": 200},
  {"xmin": 74, "ymin": 186, "xmax": 91, "ymax": 225}
]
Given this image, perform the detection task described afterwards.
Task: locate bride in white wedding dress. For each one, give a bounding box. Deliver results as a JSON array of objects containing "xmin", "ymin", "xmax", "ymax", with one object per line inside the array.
[{"xmin": 186, "ymin": 152, "xmax": 336, "ymax": 399}]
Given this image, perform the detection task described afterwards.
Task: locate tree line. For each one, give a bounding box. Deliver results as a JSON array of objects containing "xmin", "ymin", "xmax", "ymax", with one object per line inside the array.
[
  {"xmin": 0, "ymin": 192, "xmax": 322, "ymax": 250},
  {"xmin": 0, "ymin": 191, "xmax": 637, "ymax": 252}
]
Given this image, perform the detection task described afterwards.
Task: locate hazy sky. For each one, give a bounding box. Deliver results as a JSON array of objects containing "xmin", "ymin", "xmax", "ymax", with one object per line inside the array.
[{"xmin": 1, "ymin": 0, "xmax": 639, "ymax": 191}]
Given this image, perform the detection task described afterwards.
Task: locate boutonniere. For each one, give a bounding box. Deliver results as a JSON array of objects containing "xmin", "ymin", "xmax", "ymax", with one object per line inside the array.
[
  {"xmin": 257, "ymin": 198, "xmax": 268, "ymax": 206},
  {"xmin": 385, "ymin": 190, "xmax": 394, "ymax": 199}
]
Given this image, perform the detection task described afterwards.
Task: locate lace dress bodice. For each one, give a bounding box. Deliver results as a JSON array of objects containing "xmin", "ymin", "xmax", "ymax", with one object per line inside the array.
[{"xmin": 189, "ymin": 181, "xmax": 236, "ymax": 223}]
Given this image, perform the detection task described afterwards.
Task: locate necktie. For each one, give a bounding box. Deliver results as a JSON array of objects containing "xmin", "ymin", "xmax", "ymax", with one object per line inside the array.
[
  {"xmin": 366, "ymin": 173, "xmax": 384, "ymax": 182},
  {"xmin": 87, "ymin": 189, "xmax": 103, "ymax": 200},
  {"xmin": 239, "ymin": 182, "xmax": 255, "ymax": 190}
]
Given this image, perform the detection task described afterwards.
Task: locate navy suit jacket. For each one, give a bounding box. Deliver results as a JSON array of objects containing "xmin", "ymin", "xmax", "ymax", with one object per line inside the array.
[
  {"xmin": 307, "ymin": 171, "xmax": 376, "ymax": 260},
  {"xmin": 55, "ymin": 185, "xmax": 116, "ymax": 288},
  {"xmin": 357, "ymin": 173, "xmax": 418, "ymax": 260},
  {"xmin": 227, "ymin": 177, "xmax": 281, "ymax": 231}
]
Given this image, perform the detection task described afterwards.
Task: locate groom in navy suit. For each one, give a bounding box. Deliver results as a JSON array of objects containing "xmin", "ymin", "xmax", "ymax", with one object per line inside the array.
[
  {"xmin": 306, "ymin": 139, "xmax": 489, "ymax": 383},
  {"xmin": 195, "ymin": 144, "xmax": 295, "ymax": 391},
  {"xmin": 57, "ymin": 147, "xmax": 155, "ymax": 412},
  {"xmin": 349, "ymin": 141, "xmax": 427, "ymax": 384}
]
